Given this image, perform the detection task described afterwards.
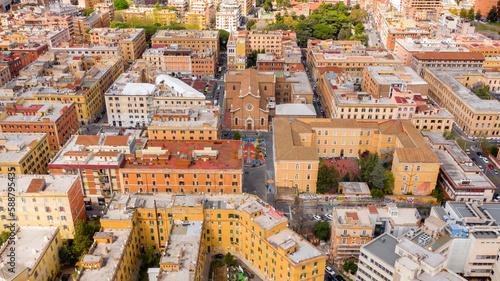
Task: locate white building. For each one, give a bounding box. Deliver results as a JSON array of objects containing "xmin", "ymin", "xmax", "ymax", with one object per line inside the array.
[{"xmin": 216, "ymin": 0, "xmax": 241, "ymax": 32}]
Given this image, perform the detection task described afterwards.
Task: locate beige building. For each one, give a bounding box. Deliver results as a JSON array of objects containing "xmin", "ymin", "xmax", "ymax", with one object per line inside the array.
[
  {"xmin": 0, "ymin": 175, "xmax": 86, "ymax": 239},
  {"xmin": 423, "ymin": 68, "xmax": 500, "ymax": 138},
  {"xmin": 361, "ymin": 66, "xmax": 429, "ymax": 99},
  {"xmin": 89, "ymin": 28, "xmax": 147, "ymax": 64},
  {"xmin": 151, "ymin": 30, "xmax": 219, "ymax": 61},
  {"xmin": 330, "ymin": 208, "xmax": 374, "ymax": 264},
  {"xmin": 273, "ymin": 118, "xmax": 441, "ymax": 194},
  {"xmin": 423, "ymin": 131, "xmax": 496, "ymax": 202},
  {"xmin": 357, "ymin": 232, "xmax": 467, "ymax": 281},
  {"xmin": 0, "ymin": 226, "xmax": 63, "ymax": 281}
]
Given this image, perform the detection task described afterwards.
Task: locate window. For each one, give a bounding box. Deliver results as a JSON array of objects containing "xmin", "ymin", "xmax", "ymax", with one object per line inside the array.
[
  {"xmin": 415, "ymin": 176, "xmax": 419, "ymax": 182},
  {"xmin": 296, "ymin": 164, "xmax": 300, "ymax": 169},
  {"xmin": 403, "ymin": 176, "xmax": 407, "ymax": 182},
  {"xmin": 404, "ymin": 166, "xmax": 409, "ymax": 171},
  {"xmin": 416, "ymin": 166, "xmax": 421, "ymax": 171}
]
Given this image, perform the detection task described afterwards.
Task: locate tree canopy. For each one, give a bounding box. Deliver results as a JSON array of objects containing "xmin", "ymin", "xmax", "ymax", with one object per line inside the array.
[
  {"xmin": 72, "ymin": 220, "xmax": 100, "ymax": 258},
  {"xmin": 314, "ymin": 221, "xmax": 330, "ymax": 241},
  {"xmin": 317, "ymin": 163, "xmax": 340, "ymax": 194},
  {"xmin": 359, "ymin": 152, "xmax": 393, "ymax": 197},
  {"xmin": 114, "ymin": 0, "xmax": 129, "ymax": 10},
  {"xmin": 83, "ymin": 9, "xmax": 94, "ymax": 16}
]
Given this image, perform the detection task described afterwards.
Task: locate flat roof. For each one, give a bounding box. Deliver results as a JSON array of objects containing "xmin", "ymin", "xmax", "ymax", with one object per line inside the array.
[
  {"xmin": 376, "ymin": 206, "xmax": 420, "ymax": 225},
  {"xmin": 365, "ymin": 66, "xmax": 428, "ymax": 86},
  {"xmin": 362, "ymin": 233, "xmax": 399, "ymax": 267},
  {"xmin": 0, "ymin": 174, "xmax": 78, "ymax": 194},
  {"xmin": 160, "ymin": 221, "xmax": 203, "ymax": 281},
  {"xmin": 149, "ymin": 106, "xmax": 219, "ymax": 128},
  {"xmin": 397, "ymin": 238, "xmax": 446, "ymax": 267},
  {"xmin": 78, "ymin": 229, "xmax": 132, "ymax": 281},
  {"xmin": 0, "ymin": 102, "xmax": 73, "ymax": 122},
  {"xmin": 0, "ymin": 133, "xmax": 46, "ymax": 163},
  {"xmin": 339, "ymin": 182, "xmax": 371, "ymax": 195},
  {"xmin": 0, "ymin": 226, "xmax": 59, "ymax": 280},
  {"xmin": 335, "ymin": 207, "xmax": 373, "ymax": 227},
  {"xmin": 428, "ymin": 68, "xmax": 500, "ymax": 112},
  {"xmin": 266, "ymin": 229, "xmax": 323, "ymax": 264}
]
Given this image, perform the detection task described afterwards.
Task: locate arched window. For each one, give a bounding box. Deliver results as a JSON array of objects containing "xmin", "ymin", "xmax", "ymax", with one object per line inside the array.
[
  {"xmin": 260, "ymin": 118, "xmax": 265, "ymax": 126},
  {"xmin": 235, "ymin": 118, "xmax": 239, "ymax": 125}
]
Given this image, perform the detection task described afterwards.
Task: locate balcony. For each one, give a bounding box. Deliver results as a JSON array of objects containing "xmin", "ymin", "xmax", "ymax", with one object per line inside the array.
[{"xmin": 340, "ymin": 233, "xmax": 350, "ymax": 237}]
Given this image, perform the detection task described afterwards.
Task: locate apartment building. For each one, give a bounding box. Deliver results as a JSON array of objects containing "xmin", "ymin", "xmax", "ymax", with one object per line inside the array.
[
  {"xmin": 308, "ymin": 47, "xmax": 403, "ymax": 83},
  {"xmin": 151, "ymin": 30, "xmax": 219, "ymax": 61},
  {"xmin": 77, "ymin": 0, "xmax": 105, "ymax": 9},
  {"xmin": 147, "ymin": 104, "xmax": 220, "ymax": 141},
  {"xmin": 185, "ymin": 10, "xmax": 208, "ymax": 30},
  {"xmin": 9, "ymin": 42, "xmax": 50, "ymax": 65},
  {"xmin": 0, "ymin": 133, "xmax": 50, "ymax": 175},
  {"xmin": 73, "ymin": 13, "xmax": 109, "ymax": 40},
  {"xmin": 89, "ymin": 28, "xmax": 147, "ymax": 63},
  {"xmin": 273, "ymin": 117, "xmax": 441, "ymax": 194},
  {"xmin": 122, "ymin": 6, "xmax": 177, "ymax": 26},
  {"xmin": 0, "ymin": 226, "xmax": 63, "ymax": 281},
  {"xmin": 75, "ymin": 192, "xmax": 326, "ymax": 281},
  {"xmin": 411, "ymin": 52, "xmax": 485, "ymax": 76},
  {"xmin": 422, "ymin": 131, "xmax": 496, "ymax": 202},
  {"xmin": 143, "ymin": 46, "xmax": 217, "ymax": 77},
  {"xmin": 393, "ymin": 37, "xmax": 470, "ymax": 66},
  {"xmin": 226, "ymin": 31, "xmax": 247, "ymax": 71},
  {"xmin": 49, "ymin": 134, "xmax": 135, "ymax": 199},
  {"xmin": 106, "ymin": 62, "xmax": 206, "ymax": 128},
  {"xmin": 0, "ymin": 27, "xmax": 71, "ymax": 48},
  {"xmin": 0, "ymin": 66, "xmax": 9, "ymax": 87},
  {"xmin": 0, "ymin": 175, "xmax": 86, "ymax": 238},
  {"xmin": 168, "ymin": 0, "xmax": 189, "ymax": 20},
  {"xmin": 0, "ymin": 54, "xmax": 124, "ymax": 123},
  {"xmin": 361, "ymin": 66, "xmax": 429, "ymax": 98},
  {"xmin": 0, "ymin": 51, "xmax": 30, "ymax": 79},
  {"xmin": 0, "ymin": 101, "xmax": 80, "ymax": 153},
  {"xmin": 119, "ymin": 140, "xmax": 243, "ymax": 193},
  {"xmin": 238, "ymin": 0, "xmax": 252, "ymax": 15},
  {"xmin": 356, "ymin": 233, "xmax": 466, "ymax": 281},
  {"xmin": 216, "ymin": 0, "xmax": 241, "ymax": 32},
  {"xmin": 330, "ymin": 208, "xmax": 374, "ymax": 264},
  {"xmin": 51, "ymin": 44, "xmax": 123, "ymax": 58},
  {"xmin": 257, "ymin": 53, "xmax": 285, "ymax": 72},
  {"xmin": 319, "ymin": 70, "xmax": 454, "ymax": 132},
  {"xmin": 423, "ymin": 68, "xmax": 500, "ymax": 138}
]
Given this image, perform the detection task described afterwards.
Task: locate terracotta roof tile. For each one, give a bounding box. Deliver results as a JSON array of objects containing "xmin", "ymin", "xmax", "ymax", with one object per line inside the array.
[
  {"xmin": 103, "ymin": 136, "xmax": 129, "ymax": 146},
  {"xmin": 413, "ymin": 52, "xmax": 484, "ymax": 61},
  {"xmin": 75, "ymin": 135, "xmax": 101, "ymax": 146}
]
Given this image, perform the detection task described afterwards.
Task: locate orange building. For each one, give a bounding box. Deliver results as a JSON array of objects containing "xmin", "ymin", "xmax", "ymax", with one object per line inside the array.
[
  {"xmin": 0, "ymin": 101, "xmax": 80, "ymax": 153},
  {"xmin": 49, "ymin": 135, "xmax": 136, "ymax": 201},
  {"xmin": 330, "ymin": 207, "xmax": 374, "ymax": 264},
  {"xmin": 119, "ymin": 140, "xmax": 244, "ymax": 194}
]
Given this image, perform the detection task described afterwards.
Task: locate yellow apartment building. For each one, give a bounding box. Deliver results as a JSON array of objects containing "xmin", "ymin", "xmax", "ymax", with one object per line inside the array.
[
  {"xmin": 0, "ymin": 133, "xmax": 50, "ymax": 175},
  {"xmin": 89, "ymin": 28, "xmax": 147, "ymax": 63},
  {"xmin": 423, "ymin": 68, "xmax": 500, "ymax": 138},
  {"xmin": 330, "ymin": 207, "xmax": 374, "ymax": 264},
  {"xmin": 0, "ymin": 226, "xmax": 63, "ymax": 281},
  {"xmin": 79, "ymin": 193, "xmax": 327, "ymax": 281},
  {"xmin": 185, "ymin": 11, "xmax": 207, "ymax": 29},
  {"xmin": 273, "ymin": 117, "xmax": 441, "ymax": 195},
  {"xmin": 0, "ymin": 175, "xmax": 86, "ymax": 239},
  {"xmin": 122, "ymin": 7, "xmax": 178, "ymax": 26}
]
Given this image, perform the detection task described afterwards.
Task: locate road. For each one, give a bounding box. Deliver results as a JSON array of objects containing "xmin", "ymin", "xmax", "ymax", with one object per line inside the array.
[
  {"xmin": 303, "ymin": 55, "xmax": 328, "ymax": 118},
  {"xmin": 451, "ymin": 123, "xmax": 500, "ymax": 189}
]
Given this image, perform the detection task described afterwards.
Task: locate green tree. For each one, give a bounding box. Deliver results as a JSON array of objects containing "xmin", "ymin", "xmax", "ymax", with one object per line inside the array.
[
  {"xmin": 299, "ymin": 14, "xmax": 306, "ymax": 21},
  {"xmin": 369, "ymin": 163, "xmax": 387, "ymax": 190},
  {"xmin": 487, "ymin": 6, "xmax": 498, "ymax": 22},
  {"xmin": 114, "ymin": 0, "xmax": 129, "ymax": 10},
  {"xmin": 476, "ymin": 9, "xmax": 482, "ymax": 19},
  {"xmin": 233, "ymin": 132, "xmax": 241, "ymax": 140},
  {"xmin": 59, "ymin": 244, "xmax": 75, "ymax": 265},
  {"xmin": 224, "ymin": 252, "xmax": 236, "ymax": 266},
  {"xmin": 468, "ymin": 8, "xmax": 475, "ymax": 20},
  {"xmin": 343, "ymin": 261, "xmax": 358, "ymax": 275},
  {"xmin": 0, "ymin": 231, "xmax": 10, "ymax": 245},
  {"xmin": 474, "ymin": 84, "xmax": 492, "ymax": 99},
  {"xmin": 488, "ymin": 145, "xmax": 499, "ymax": 157},
  {"xmin": 313, "ymin": 221, "xmax": 330, "ymax": 241},
  {"xmin": 142, "ymin": 248, "xmax": 160, "ymax": 267},
  {"xmin": 313, "ymin": 24, "xmax": 334, "ymax": 39},
  {"xmin": 337, "ymin": 27, "xmax": 351, "ymax": 40},
  {"xmin": 342, "ymin": 172, "xmax": 351, "ymax": 182},
  {"xmin": 275, "ymin": 12, "xmax": 284, "ymax": 23},
  {"xmin": 246, "ymin": 19, "xmax": 255, "ymax": 30},
  {"xmin": 430, "ymin": 187, "xmax": 445, "ymax": 204},
  {"xmin": 262, "ymin": 0, "xmax": 272, "ymax": 12},
  {"xmin": 218, "ymin": 29, "xmax": 230, "ymax": 50},
  {"xmin": 449, "ymin": 8, "xmax": 458, "ymax": 15},
  {"xmin": 384, "ymin": 170, "xmax": 394, "ymax": 194},
  {"xmin": 442, "ymin": 130, "xmax": 456, "ymax": 140},
  {"xmin": 72, "ymin": 220, "xmax": 100, "ymax": 258},
  {"xmin": 350, "ymin": 8, "xmax": 368, "ymax": 25},
  {"xmin": 83, "ymin": 9, "xmax": 94, "ymax": 16},
  {"xmin": 460, "ymin": 8, "xmax": 467, "ymax": 18},
  {"xmin": 316, "ymin": 164, "xmax": 340, "ymax": 194},
  {"xmin": 354, "ymin": 23, "xmax": 365, "ymax": 35}
]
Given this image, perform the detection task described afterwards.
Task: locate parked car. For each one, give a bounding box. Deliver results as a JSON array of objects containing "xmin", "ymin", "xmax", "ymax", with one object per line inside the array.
[
  {"xmin": 85, "ymin": 206, "xmax": 93, "ymax": 211},
  {"xmin": 477, "ymin": 151, "xmax": 483, "ymax": 157},
  {"xmin": 489, "ymin": 164, "xmax": 495, "ymax": 170},
  {"xmin": 472, "ymin": 158, "xmax": 478, "ymax": 164},
  {"xmin": 306, "ymin": 215, "xmax": 314, "ymax": 220},
  {"xmin": 325, "ymin": 266, "xmax": 335, "ymax": 275},
  {"xmin": 214, "ymin": 253, "xmax": 224, "ymax": 259},
  {"xmin": 466, "ymin": 149, "xmax": 471, "ymax": 154},
  {"xmin": 494, "ymin": 169, "xmax": 499, "ymax": 175},
  {"xmin": 482, "ymin": 157, "xmax": 490, "ymax": 164},
  {"xmin": 313, "ymin": 215, "xmax": 322, "ymax": 221}
]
